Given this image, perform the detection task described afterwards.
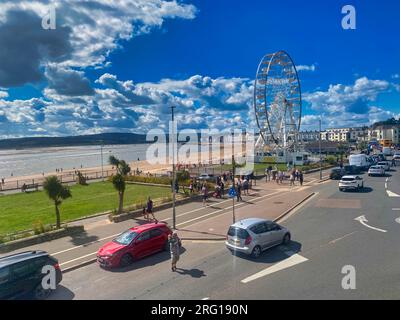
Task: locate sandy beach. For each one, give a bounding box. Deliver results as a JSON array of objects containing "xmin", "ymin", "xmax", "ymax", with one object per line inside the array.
[{"xmin": 0, "ymin": 143, "xmax": 248, "ymax": 190}]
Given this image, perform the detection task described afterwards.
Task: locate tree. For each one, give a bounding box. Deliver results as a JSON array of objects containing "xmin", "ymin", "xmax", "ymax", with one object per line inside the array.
[
  {"xmin": 43, "ymin": 176, "xmax": 72, "ymax": 229},
  {"xmin": 337, "ymin": 143, "xmax": 348, "ymax": 163},
  {"xmin": 109, "ymin": 156, "xmax": 131, "ymax": 214},
  {"xmin": 112, "ymin": 174, "xmax": 126, "ymax": 215},
  {"xmin": 109, "ymin": 156, "xmax": 131, "ymax": 176}
]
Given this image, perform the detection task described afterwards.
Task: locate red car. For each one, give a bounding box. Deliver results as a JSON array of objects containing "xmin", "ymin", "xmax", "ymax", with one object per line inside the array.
[{"xmin": 97, "ymin": 222, "xmax": 173, "ymax": 268}]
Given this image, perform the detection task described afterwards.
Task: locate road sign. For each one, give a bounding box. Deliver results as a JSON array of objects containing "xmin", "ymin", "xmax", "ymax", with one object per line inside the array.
[{"xmin": 228, "ymin": 187, "xmax": 237, "ymax": 198}]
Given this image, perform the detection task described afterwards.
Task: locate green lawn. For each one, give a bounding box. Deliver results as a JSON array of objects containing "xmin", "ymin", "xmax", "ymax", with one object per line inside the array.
[{"xmin": 0, "ymin": 182, "xmax": 171, "ymax": 235}]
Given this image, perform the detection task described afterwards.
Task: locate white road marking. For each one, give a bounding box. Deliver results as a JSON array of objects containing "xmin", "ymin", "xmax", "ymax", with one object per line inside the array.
[
  {"xmin": 387, "ymin": 190, "xmax": 400, "ymax": 197},
  {"xmin": 52, "ymin": 233, "xmax": 121, "ymax": 256},
  {"xmin": 392, "ymin": 208, "xmax": 400, "ymax": 211},
  {"xmin": 201, "ymin": 297, "xmax": 210, "ymax": 300},
  {"xmin": 60, "ymin": 251, "xmax": 98, "ymax": 266},
  {"xmin": 328, "ymin": 231, "xmax": 357, "ymax": 245},
  {"xmin": 241, "ymin": 252, "xmax": 308, "ymax": 284},
  {"xmin": 386, "ymin": 177, "xmax": 389, "ymax": 182},
  {"xmin": 354, "ymin": 215, "xmax": 387, "ymax": 233},
  {"xmin": 385, "ymin": 183, "xmax": 388, "ymax": 189},
  {"xmin": 176, "ymin": 190, "xmax": 283, "ymax": 227},
  {"xmin": 396, "ymin": 218, "xmax": 400, "ymax": 224}
]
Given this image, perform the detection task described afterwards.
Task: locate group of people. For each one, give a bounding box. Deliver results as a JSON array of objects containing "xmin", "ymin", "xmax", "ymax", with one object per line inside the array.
[{"xmin": 265, "ymin": 166, "xmax": 304, "ymax": 186}]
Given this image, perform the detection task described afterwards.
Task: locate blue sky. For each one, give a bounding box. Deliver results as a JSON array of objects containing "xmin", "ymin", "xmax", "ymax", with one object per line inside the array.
[{"xmin": 0, "ymin": 0, "xmax": 399, "ymax": 138}]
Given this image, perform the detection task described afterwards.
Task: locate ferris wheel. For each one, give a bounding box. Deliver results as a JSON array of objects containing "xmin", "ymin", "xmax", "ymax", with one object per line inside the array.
[{"xmin": 254, "ymin": 50, "xmax": 302, "ymax": 151}]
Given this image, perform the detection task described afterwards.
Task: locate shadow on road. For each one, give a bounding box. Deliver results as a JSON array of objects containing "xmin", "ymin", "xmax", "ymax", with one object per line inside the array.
[
  {"xmin": 48, "ymin": 285, "xmax": 75, "ymax": 300},
  {"xmin": 341, "ymin": 187, "xmax": 373, "ymax": 193},
  {"xmin": 232, "ymin": 240, "xmax": 303, "ymax": 264},
  {"xmin": 177, "ymin": 228, "xmax": 226, "ymax": 239},
  {"xmin": 68, "ymin": 231, "xmax": 99, "ymax": 246},
  {"xmin": 109, "ymin": 247, "xmax": 187, "ymax": 273},
  {"xmin": 175, "ymin": 268, "xmax": 206, "ymax": 278}
]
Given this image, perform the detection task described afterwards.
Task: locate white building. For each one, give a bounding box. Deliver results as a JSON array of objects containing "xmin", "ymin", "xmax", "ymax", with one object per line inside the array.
[{"xmin": 369, "ymin": 125, "xmax": 400, "ymax": 144}]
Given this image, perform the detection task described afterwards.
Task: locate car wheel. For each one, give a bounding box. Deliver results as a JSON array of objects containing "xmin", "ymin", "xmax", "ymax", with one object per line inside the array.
[
  {"xmin": 282, "ymin": 233, "xmax": 291, "ymax": 245},
  {"xmin": 33, "ymin": 284, "xmax": 51, "ymax": 300},
  {"xmin": 120, "ymin": 253, "xmax": 134, "ymax": 267},
  {"xmin": 251, "ymin": 245, "xmax": 262, "ymax": 259}
]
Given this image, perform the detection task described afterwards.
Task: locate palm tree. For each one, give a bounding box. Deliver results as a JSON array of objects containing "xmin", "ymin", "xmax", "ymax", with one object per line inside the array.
[
  {"xmin": 43, "ymin": 176, "xmax": 72, "ymax": 229},
  {"xmin": 112, "ymin": 174, "xmax": 125, "ymax": 215},
  {"xmin": 109, "ymin": 156, "xmax": 131, "ymax": 214}
]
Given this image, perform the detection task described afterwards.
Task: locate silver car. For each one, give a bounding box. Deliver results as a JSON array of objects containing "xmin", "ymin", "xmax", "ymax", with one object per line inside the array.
[{"xmin": 225, "ymin": 218, "xmax": 291, "ymax": 259}]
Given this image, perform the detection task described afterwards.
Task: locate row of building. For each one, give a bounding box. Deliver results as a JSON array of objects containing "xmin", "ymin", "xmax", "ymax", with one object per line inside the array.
[{"xmin": 299, "ymin": 124, "xmax": 400, "ymax": 145}]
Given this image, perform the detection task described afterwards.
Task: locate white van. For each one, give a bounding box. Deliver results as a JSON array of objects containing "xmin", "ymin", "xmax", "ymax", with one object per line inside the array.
[{"xmin": 349, "ymin": 154, "xmax": 369, "ymax": 170}]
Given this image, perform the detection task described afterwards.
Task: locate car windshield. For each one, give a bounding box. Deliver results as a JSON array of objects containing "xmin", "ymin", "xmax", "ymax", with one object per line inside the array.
[
  {"xmin": 113, "ymin": 230, "xmax": 138, "ymax": 245},
  {"xmin": 342, "ymin": 177, "xmax": 355, "ymax": 181},
  {"xmin": 227, "ymin": 227, "xmax": 249, "ymax": 239}
]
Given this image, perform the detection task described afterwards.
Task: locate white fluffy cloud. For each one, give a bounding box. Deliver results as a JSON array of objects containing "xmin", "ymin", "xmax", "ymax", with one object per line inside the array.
[
  {"xmin": 302, "ymin": 77, "xmax": 398, "ymax": 129},
  {"xmin": 296, "ymin": 64, "xmax": 316, "ymax": 72},
  {"xmin": 0, "ymin": 74, "xmax": 254, "ymax": 138},
  {"xmin": 0, "ymin": 1, "xmax": 197, "ymax": 70}
]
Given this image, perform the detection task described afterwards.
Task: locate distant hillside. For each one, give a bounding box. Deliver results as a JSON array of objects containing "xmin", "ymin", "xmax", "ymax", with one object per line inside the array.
[{"xmin": 0, "ymin": 133, "xmax": 148, "ymax": 150}]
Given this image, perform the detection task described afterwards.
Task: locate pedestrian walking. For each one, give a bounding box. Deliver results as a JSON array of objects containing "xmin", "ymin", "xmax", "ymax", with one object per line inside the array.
[
  {"xmin": 169, "ymin": 232, "xmax": 181, "ymax": 272},
  {"xmin": 147, "ymin": 197, "xmax": 155, "ymax": 221},
  {"xmin": 299, "ymin": 171, "xmax": 304, "ymax": 186},
  {"xmin": 236, "ymin": 181, "xmax": 243, "ymax": 202},
  {"xmin": 189, "ymin": 180, "xmax": 194, "ymax": 194},
  {"xmin": 289, "ymin": 172, "xmax": 295, "ymax": 186},
  {"xmin": 202, "ymin": 184, "xmax": 208, "ymax": 206},
  {"xmin": 243, "ymin": 177, "xmax": 249, "ymax": 195},
  {"xmin": 220, "ymin": 181, "xmax": 225, "ymax": 198}
]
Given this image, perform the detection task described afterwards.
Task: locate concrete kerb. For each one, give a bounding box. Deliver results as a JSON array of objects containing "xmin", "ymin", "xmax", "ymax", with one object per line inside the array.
[{"xmin": 274, "ymin": 192, "xmax": 316, "ymax": 222}]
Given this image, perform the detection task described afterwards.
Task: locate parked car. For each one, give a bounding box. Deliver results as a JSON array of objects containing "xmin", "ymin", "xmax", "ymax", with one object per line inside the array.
[
  {"xmin": 198, "ymin": 173, "xmax": 217, "ymax": 182},
  {"xmin": 393, "ymin": 154, "xmax": 400, "ymax": 161},
  {"xmin": 0, "ymin": 250, "xmax": 62, "ymax": 300},
  {"xmin": 368, "ymin": 166, "xmax": 385, "ymax": 176},
  {"xmin": 225, "ymin": 218, "xmax": 291, "ymax": 259},
  {"xmin": 97, "ymin": 222, "xmax": 175, "ymax": 268},
  {"xmin": 330, "ymin": 167, "xmax": 345, "ymax": 180},
  {"xmin": 339, "ymin": 175, "xmax": 364, "ymax": 191},
  {"xmin": 377, "ymin": 161, "xmax": 390, "ymax": 171}
]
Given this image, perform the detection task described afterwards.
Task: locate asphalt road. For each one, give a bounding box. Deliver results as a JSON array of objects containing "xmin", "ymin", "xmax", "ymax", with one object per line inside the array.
[{"xmin": 48, "ymin": 162, "xmax": 400, "ymax": 300}]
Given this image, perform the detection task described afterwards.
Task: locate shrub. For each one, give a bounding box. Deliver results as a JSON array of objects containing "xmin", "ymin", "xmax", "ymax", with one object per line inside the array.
[{"xmin": 32, "ymin": 220, "xmax": 46, "ymax": 235}]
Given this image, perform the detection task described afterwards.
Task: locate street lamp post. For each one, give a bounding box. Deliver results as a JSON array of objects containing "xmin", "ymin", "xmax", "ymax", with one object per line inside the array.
[
  {"xmin": 319, "ymin": 118, "xmax": 322, "ymax": 180},
  {"xmin": 231, "ymin": 131, "xmax": 236, "ymax": 224},
  {"xmin": 171, "ymin": 106, "xmax": 177, "ymax": 230},
  {"xmin": 100, "ymin": 142, "xmax": 104, "ymax": 182}
]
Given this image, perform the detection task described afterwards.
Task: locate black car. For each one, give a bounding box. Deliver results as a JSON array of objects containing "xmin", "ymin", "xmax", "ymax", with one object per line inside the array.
[
  {"xmin": 344, "ymin": 165, "xmax": 361, "ymax": 175},
  {"xmin": 0, "ymin": 251, "xmax": 62, "ymax": 300},
  {"xmin": 329, "ymin": 167, "xmax": 345, "ymax": 180}
]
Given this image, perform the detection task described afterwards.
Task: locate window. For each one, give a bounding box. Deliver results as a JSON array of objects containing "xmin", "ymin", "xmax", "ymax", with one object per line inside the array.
[
  {"xmin": 12, "ymin": 261, "xmax": 35, "ymax": 279},
  {"xmin": 136, "ymin": 231, "xmax": 150, "ymax": 242},
  {"xmin": 150, "ymin": 229, "xmax": 163, "ymax": 239},
  {"xmin": 265, "ymin": 222, "xmax": 280, "ymax": 232},
  {"xmin": 0, "ymin": 267, "xmax": 10, "ymax": 285},
  {"xmin": 227, "ymin": 227, "xmax": 249, "ymax": 239},
  {"xmin": 250, "ymin": 223, "xmax": 267, "ymax": 234},
  {"xmin": 113, "ymin": 230, "xmax": 138, "ymax": 245}
]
